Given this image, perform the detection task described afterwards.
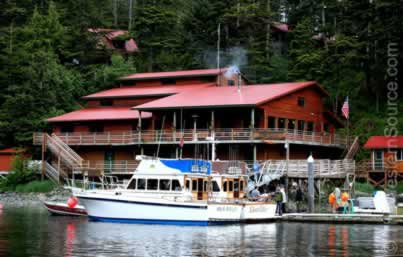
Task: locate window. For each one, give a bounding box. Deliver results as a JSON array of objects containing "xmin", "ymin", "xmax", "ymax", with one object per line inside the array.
[
  {"xmin": 161, "ymin": 78, "xmax": 176, "ymax": 85},
  {"xmin": 396, "ymin": 150, "xmax": 403, "ymax": 161},
  {"xmin": 60, "ymin": 125, "xmax": 74, "ymax": 133},
  {"xmin": 228, "ymin": 181, "xmax": 233, "ymax": 192},
  {"xmin": 186, "ymin": 180, "xmax": 190, "ymax": 190},
  {"xmin": 89, "ymin": 125, "xmax": 104, "ymax": 133},
  {"xmin": 147, "ymin": 179, "xmax": 158, "ymax": 190},
  {"xmin": 159, "ymin": 179, "xmax": 170, "ymax": 191},
  {"xmin": 228, "ymin": 80, "xmax": 235, "ymax": 86},
  {"xmin": 268, "ymin": 117, "xmax": 276, "ymax": 128},
  {"xmin": 278, "ymin": 118, "xmax": 286, "ymax": 129},
  {"xmin": 240, "ymin": 181, "xmax": 244, "ymax": 191},
  {"xmin": 100, "ymin": 99, "xmax": 113, "ymax": 106},
  {"xmin": 324, "ymin": 123, "xmax": 329, "ymax": 132},
  {"xmin": 127, "ymin": 179, "xmax": 137, "ymax": 189},
  {"xmin": 204, "ymin": 181, "xmax": 208, "ymax": 192},
  {"xmin": 223, "ymin": 181, "xmax": 228, "ymax": 192},
  {"xmin": 137, "ymin": 179, "xmax": 146, "ymax": 190},
  {"xmin": 298, "ymin": 120, "xmax": 305, "ymax": 131},
  {"xmin": 307, "ymin": 122, "xmax": 314, "ymax": 131},
  {"xmin": 298, "ymin": 97, "xmax": 305, "ymax": 107},
  {"xmin": 192, "ymin": 180, "xmax": 197, "ymax": 192},
  {"xmin": 212, "ymin": 181, "xmax": 220, "ymax": 192},
  {"xmin": 172, "ymin": 179, "xmax": 181, "ymax": 191},
  {"xmin": 234, "ymin": 181, "xmax": 239, "ymax": 192},
  {"xmin": 288, "ymin": 119, "xmax": 295, "ymax": 130}
]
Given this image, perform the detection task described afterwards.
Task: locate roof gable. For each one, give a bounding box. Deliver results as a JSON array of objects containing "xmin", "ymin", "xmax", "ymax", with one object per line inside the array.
[
  {"xmin": 47, "ymin": 107, "xmax": 151, "ymax": 123},
  {"xmin": 364, "ymin": 136, "xmax": 403, "ymax": 149},
  {"xmin": 83, "ymin": 83, "xmax": 214, "ymax": 99},
  {"xmin": 134, "ymin": 81, "xmax": 325, "ymax": 110},
  {"xmin": 120, "ymin": 68, "xmax": 227, "ymax": 81}
]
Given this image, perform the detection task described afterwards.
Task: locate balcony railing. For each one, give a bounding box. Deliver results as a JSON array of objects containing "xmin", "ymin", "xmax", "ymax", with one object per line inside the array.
[
  {"xmin": 356, "ymin": 160, "xmax": 403, "ymax": 176},
  {"xmin": 33, "ymin": 128, "xmax": 350, "ymax": 148},
  {"xmin": 73, "ymin": 160, "xmax": 140, "ymax": 175}
]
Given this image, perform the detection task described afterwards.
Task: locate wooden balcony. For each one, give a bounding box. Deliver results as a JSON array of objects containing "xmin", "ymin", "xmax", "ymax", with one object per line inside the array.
[{"xmin": 33, "ymin": 128, "xmax": 350, "ymax": 148}]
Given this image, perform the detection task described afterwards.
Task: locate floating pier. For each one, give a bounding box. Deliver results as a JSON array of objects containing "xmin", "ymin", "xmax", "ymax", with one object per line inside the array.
[{"xmin": 279, "ymin": 213, "xmax": 403, "ymax": 225}]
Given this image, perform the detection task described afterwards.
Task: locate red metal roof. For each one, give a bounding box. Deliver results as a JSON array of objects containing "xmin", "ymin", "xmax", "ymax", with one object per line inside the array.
[
  {"xmin": 364, "ymin": 136, "xmax": 403, "ymax": 149},
  {"xmin": 134, "ymin": 81, "xmax": 325, "ymax": 110},
  {"xmin": 83, "ymin": 83, "xmax": 214, "ymax": 99},
  {"xmin": 120, "ymin": 68, "xmax": 227, "ymax": 81},
  {"xmin": 0, "ymin": 148, "xmax": 17, "ymax": 154},
  {"xmin": 47, "ymin": 107, "xmax": 152, "ymax": 122}
]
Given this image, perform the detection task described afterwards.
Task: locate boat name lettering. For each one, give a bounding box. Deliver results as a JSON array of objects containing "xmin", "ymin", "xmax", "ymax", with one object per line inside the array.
[
  {"xmin": 248, "ymin": 206, "xmax": 267, "ymax": 213},
  {"xmin": 216, "ymin": 206, "xmax": 237, "ymax": 212}
]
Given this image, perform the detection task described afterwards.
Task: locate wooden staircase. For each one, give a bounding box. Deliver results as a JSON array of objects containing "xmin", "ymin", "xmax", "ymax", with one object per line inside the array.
[
  {"xmin": 40, "ymin": 133, "xmax": 84, "ymax": 184},
  {"xmin": 344, "ymin": 136, "xmax": 360, "ymax": 160}
]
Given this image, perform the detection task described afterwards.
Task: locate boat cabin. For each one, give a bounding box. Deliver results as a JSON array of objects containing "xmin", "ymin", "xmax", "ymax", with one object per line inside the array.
[{"xmin": 124, "ymin": 157, "xmax": 248, "ymax": 201}]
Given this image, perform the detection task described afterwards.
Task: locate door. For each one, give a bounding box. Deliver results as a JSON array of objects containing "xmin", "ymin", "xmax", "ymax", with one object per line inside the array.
[
  {"xmin": 104, "ymin": 150, "xmax": 115, "ymax": 174},
  {"xmin": 197, "ymin": 178, "xmax": 203, "ymax": 200},
  {"xmin": 233, "ymin": 179, "xmax": 240, "ymax": 198},
  {"xmin": 374, "ymin": 150, "xmax": 383, "ymax": 170}
]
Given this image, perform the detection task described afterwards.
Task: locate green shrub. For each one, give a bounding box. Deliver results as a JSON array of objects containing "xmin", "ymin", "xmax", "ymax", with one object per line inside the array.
[
  {"xmin": 0, "ymin": 155, "xmax": 36, "ymax": 191},
  {"xmin": 395, "ymin": 182, "xmax": 403, "ymax": 194},
  {"xmin": 355, "ymin": 182, "xmax": 375, "ymax": 194},
  {"xmin": 15, "ymin": 180, "xmax": 56, "ymax": 193}
]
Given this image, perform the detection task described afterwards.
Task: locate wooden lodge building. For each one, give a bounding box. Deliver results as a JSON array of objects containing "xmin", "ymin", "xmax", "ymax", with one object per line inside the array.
[
  {"xmin": 33, "ymin": 68, "xmax": 354, "ymax": 181},
  {"xmin": 356, "ymin": 136, "xmax": 403, "ymax": 187}
]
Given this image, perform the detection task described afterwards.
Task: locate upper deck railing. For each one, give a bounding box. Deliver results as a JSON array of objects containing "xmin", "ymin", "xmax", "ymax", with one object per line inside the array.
[{"xmin": 33, "ymin": 128, "xmax": 350, "ymax": 148}]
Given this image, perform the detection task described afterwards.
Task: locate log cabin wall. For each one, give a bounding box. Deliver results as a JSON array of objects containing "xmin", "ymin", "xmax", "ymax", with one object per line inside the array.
[{"xmin": 257, "ymin": 87, "xmax": 326, "ymax": 132}]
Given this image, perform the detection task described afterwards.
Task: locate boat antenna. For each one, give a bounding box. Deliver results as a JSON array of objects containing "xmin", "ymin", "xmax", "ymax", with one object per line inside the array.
[{"xmin": 156, "ymin": 115, "xmax": 166, "ymax": 158}]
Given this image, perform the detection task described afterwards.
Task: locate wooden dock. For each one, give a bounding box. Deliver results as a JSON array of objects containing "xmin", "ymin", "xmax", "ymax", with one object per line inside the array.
[{"xmin": 278, "ymin": 213, "xmax": 403, "ymax": 225}]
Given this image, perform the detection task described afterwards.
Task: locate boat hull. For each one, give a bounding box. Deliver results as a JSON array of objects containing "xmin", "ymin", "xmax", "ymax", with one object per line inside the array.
[
  {"xmin": 77, "ymin": 194, "xmax": 276, "ymax": 225},
  {"xmin": 77, "ymin": 195, "xmax": 209, "ymax": 225},
  {"xmin": 44, "ymin": 202, "xmax": 87, "ymax": 216}
]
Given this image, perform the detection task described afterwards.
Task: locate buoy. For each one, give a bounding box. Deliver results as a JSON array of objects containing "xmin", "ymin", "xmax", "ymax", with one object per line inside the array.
[
  {"xmin": 328, "ymin": 193, "xmax": 335, "ymax": 205},
  {"xmin": 341, "ymin": 192, "xmax": 349, "ymax": 202},
  {"xmin": 67, "ymin": 197, "xmax": 78, "ymax": 208}
]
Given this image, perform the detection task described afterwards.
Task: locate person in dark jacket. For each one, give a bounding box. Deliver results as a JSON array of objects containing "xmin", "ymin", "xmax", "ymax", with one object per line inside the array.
[
  {"xmin": 274, "ymin": 187, "xmax": 283, "ymax": 216},
  {"xmin": 295, "ymin": 186, "xmax": 303, "ymax": 212}
]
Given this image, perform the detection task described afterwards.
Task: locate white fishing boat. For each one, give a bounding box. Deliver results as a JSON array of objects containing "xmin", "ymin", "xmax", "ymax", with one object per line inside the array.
[{"xmin": 74, "ymin": 156, "xmax": 276, "ymax": 225}]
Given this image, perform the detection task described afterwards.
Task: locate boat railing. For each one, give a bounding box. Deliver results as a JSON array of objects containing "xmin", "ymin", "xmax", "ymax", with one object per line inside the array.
[{"xmin": 67, "ymin": 178, "xmax": 125, "ymax": 191}]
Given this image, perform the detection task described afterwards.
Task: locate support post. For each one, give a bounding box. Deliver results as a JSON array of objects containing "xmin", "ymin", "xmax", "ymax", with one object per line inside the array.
[
  {"xmin": 211, "ymin": 110, "xmax": 215, "ymax": 161},
  {"xmin": 41, "ymin": 134, "xmax": 47, "ymax": 181},
  {"xmin": 285, "ymin": 140, "xmax": 289, "ymax": 196},
  {"xmin": 253, "ymin": 145, "xmax": 257, "ymax": 162},
  {"xmin": 308, "ymin": 154, "xmax": 315, "ymax": 213},
  {"xmin": 138, "ymin": 111, "xmax": 142, "ymax": 143},
  {"xmin": 173, "ymin": 111, "xmax": 177, "ymax": 141}
]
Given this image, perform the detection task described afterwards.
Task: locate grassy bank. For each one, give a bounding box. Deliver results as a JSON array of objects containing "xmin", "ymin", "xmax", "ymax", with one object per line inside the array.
[{"xmin": 14, "ymin": 180, "xmax": 56, "ymax": 193}]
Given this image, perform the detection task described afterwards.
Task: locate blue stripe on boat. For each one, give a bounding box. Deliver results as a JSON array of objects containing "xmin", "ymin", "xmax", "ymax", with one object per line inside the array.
[
  {"xmin": 77, "ymin": 196, "xmax": 207, "ymax": 209},
  {"xmin": 88, "ymin": 216, "xmax": 209, "ymax": 226}
]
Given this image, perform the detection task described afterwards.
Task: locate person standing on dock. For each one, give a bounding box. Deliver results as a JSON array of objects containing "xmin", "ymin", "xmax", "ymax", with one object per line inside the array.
[
  {"xmin": 275, "ymin": 187, "xmax": 283, "ymax": 216},
  {"xmin": 281, "ymin": 185, "xmax": 287, "ymax": 214},
  {"xmin": 295, "ymin": 186, "xmax": 303, "ymax": 213}
]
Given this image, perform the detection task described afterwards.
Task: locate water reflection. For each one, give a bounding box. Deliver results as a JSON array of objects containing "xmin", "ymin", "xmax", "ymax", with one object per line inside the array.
[{"xmin": 0, "ymin": 206, "xmax": 402, "ymax": 257}]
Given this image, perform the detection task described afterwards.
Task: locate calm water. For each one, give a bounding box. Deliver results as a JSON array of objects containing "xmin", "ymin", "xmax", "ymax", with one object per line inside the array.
[{"xmin": 0, "ymin": 206, "xmax": 402, "ymax": 257}]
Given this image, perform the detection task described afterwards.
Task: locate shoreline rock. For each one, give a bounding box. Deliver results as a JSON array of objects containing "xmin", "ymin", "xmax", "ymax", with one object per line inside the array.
[{"xmin": 0, "ymin": 187, "xmax": 73, "ymax": 207}]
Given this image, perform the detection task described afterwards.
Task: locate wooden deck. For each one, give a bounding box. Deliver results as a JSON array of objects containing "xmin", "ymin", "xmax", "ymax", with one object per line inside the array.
[
  {"xmin": 279, "ymin": 213, "xmax": 403, "ymax": 224},
  {"xmin": 33, "ymin": 128, "xmax": 350, "ymax": 148}
]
